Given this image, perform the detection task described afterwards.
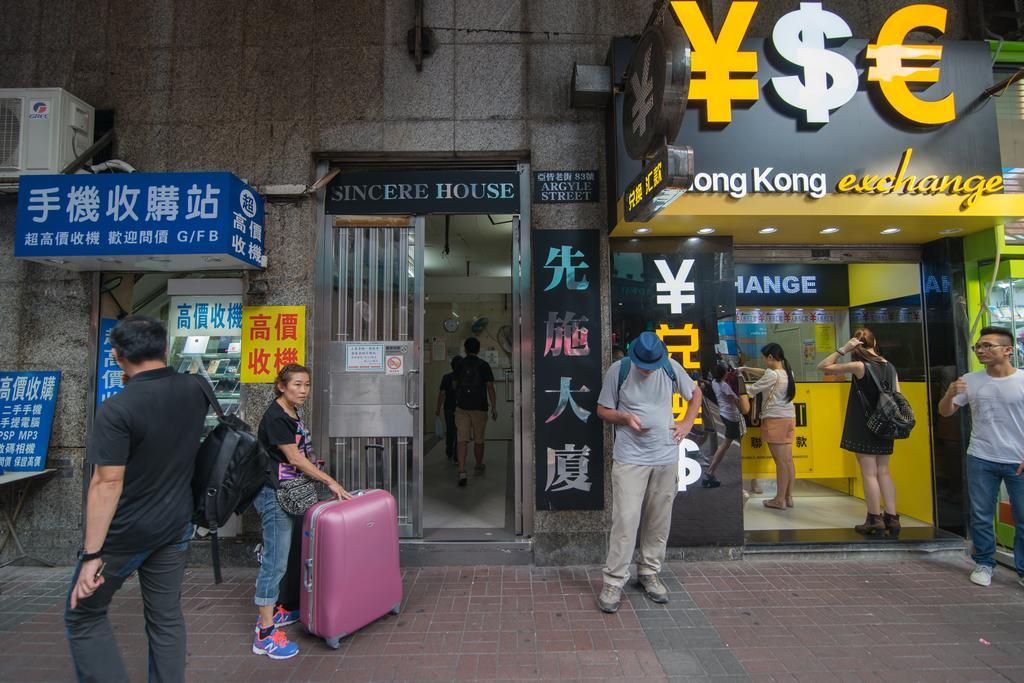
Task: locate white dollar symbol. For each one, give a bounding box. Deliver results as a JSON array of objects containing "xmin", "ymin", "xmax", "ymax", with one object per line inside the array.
[
  {"xmin": 770, "ymin": 2, "xmax": 858, "ymax": 124},
  {"xmin": 677, "ymin": 438, "xmax": 702, "ymax": 492}
]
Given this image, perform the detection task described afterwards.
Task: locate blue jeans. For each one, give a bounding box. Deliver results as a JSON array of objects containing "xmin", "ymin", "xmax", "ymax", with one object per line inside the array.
[
  {"xmin": 64, "ymin": 523, "xmax": 191, "ymax": 683},
  {"xmin": 967, "ymin": 456, "xmax": 1024, "ymax": 576},
  {"xmin": 254, "ymin": 485, "xmax": 299, "ymax": 607}
]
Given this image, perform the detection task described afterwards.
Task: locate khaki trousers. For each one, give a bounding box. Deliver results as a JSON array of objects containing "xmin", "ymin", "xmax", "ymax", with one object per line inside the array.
[{"xmin": 602, "ymin": 461, "xmax": 679, "ymax": 587}]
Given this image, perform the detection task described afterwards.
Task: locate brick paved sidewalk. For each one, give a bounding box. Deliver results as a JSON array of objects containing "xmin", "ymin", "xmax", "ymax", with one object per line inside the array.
[{"xmin": 1, "ymin": 555, "xmax": 1022, "ymax": 682}]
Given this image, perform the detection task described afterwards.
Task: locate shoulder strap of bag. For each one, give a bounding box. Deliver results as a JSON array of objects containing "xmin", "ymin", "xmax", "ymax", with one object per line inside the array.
[
  {"xmin": 615, "ymin": 358, "xmax": 631, "ymax": 409},
  {"xmin": 193, "ymin": 375, "xmax": 225, "ymax": 418}
]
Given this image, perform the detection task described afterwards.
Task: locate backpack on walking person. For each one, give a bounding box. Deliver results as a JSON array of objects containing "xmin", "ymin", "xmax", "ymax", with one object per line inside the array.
[
  {"xmin": 456, "ymin": 356, "xmax": 487, "ymax": 410},
  {"xmin": 192, "ymin": 377, "xmax": 271, "ymax": 583}
]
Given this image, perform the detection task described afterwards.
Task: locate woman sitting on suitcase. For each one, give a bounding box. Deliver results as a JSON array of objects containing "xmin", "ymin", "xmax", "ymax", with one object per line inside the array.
[{"xmin": 253, "ymin": 363, "xmax": 352, "ymax": 659}]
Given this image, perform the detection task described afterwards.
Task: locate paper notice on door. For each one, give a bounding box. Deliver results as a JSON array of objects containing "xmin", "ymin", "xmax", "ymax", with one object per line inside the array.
[
  {"xmin": 431, "ymin": 340, "xmax": 447, "ymax": 362},
  {"xmin": 346, "ymin": 343, "xmax": 385, "ymax": 372},
  {"xmin": 385, "ymin": 354, "xmax": 404, "ymax": 376}
]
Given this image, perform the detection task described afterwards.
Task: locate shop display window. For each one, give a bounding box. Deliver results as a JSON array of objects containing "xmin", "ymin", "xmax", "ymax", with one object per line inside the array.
[
  {"xmin": 986, "ymin": 275, "xmax": 1024, "ymax": 368},
  {"xmin": 734, "ymin": 307, "xmax": 850, "ymax": 382},
  {"xmin": 167, "ymin": 332, "xmax": 242, "ymax": 435}
]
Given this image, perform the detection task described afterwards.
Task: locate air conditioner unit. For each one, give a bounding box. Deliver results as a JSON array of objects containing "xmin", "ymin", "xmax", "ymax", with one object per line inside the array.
[{"xmin": 0, "ymin": 88, "xmax": 95, "ymax": 182}]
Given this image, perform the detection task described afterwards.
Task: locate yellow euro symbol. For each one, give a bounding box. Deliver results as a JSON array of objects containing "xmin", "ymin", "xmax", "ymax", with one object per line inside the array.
[
  {"xmin": 671, "ymin": 1, "xmax": 759, "ymax": 124},
  {"xmin": 866, "ymin": 4, "xmax": 954, "ymax": 125}
]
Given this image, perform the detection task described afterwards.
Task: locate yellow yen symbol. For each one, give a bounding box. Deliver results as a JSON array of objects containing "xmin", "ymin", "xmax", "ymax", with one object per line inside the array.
[
  {"xmin": 672, "ymin": 1, "xmax": 759, "ymax": 124},
  {"xmin": 866, "ymin": 5, "xmax": 954, "ymax": 125}
]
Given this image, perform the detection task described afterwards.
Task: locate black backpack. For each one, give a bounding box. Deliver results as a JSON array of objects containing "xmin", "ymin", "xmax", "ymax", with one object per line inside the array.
[
  {"xmin": 856, "ymin": 362, "xmax": 916, "ymax": 440},
  {"xmin": 192, "ymin": 378, "xmax": 270, "ymax": 583},
  {"xmin": 456, "ymin": 356, "xmax": 487, "ymax": 409}
]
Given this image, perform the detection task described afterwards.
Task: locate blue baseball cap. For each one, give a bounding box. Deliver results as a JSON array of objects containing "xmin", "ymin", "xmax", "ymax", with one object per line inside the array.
[{"xmin": 627, "ymin": 331, "xmax": 668, "ymax": 370}]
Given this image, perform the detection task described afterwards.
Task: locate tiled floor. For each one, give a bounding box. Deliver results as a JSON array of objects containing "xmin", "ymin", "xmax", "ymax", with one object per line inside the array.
[
  {"xmin": 422, "ymin": 439, "xmax": 509, "ymax": 529},
  {"xmin": 743, "ymin": 481, "xmax": 931, "ymax": 531},
  {"xmin": 2, "ymin": 555, "xmax": 1023, "ymax": 682}
]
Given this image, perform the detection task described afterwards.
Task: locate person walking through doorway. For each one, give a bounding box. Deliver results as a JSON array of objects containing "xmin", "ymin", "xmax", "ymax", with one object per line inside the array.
[
  {"xmin": 65, "ymin": 316, "xmax": 209, "ymax": 683},
  {"xmin": 454, "ymin": 338, "xmax": 496, "ymax": 487},
  {"xmin": 595, "ymin": 331, "xmax": 701, "ymax": 613},
  {"xmin": 741, "ymin": 343, "xmax": 796, "ymax": 510},
  {"xmin": 939, "ymin": 326, "xmax": 1024, "ymax": 588},
  {"xmin": 818, "ymin": 329, "xmax": 902, "ymax": 536},
  {"xmin": 436, "ymin": 356, "xmax": 462, "ymax": 463},
  {"xmin": 703, "ymin": 363, "xmax": 749, "ymax": 489}
]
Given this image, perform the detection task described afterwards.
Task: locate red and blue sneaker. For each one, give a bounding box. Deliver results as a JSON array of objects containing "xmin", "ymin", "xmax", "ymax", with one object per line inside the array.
[
  {"xmin": 273, "ymin": 605, "xmax": 301, "ymax": 627},
  {"xmin": 252, "ymin": 623, "xmax": 299, "ymax": 659}
]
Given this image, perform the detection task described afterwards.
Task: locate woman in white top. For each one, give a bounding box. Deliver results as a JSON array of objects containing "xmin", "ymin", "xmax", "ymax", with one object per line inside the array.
[
  {"xmin": 703, "ymin": 364, "xmax": 749, "ymax": 488},
  {"xmin": 740, "ymin": 343, "xmax": 797, "ymax": 510}
]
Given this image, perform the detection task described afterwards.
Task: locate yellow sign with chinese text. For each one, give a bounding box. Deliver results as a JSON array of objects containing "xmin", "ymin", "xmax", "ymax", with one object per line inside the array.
[
  {"xmin": 241, "ymin": 306, "xmax": 306, "ymax": 384},
  {"xmin": 814, "ymin": 324, "xmax": 836, "ymax": 353}
]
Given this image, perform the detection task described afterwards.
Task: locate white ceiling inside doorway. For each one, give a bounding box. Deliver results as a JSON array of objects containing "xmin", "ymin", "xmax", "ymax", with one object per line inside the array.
[{"xmin": 424, "ymin": 214, "xmax": 513, "ymax": 277}]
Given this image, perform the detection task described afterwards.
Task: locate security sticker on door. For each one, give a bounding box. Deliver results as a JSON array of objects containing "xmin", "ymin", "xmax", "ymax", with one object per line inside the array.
[
  {"xmin": 345, "ymin": 343, "xmax": 384, "ymax": 372},
  {"xmin": 385, "ymin": 354, "xmax": 404, "ymax": 376}
]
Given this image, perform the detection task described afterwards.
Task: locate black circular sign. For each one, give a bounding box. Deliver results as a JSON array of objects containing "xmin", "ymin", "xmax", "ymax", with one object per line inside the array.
[{"xmin": 623, "ymin": 28, "xmax": 667, "ymax": 161}]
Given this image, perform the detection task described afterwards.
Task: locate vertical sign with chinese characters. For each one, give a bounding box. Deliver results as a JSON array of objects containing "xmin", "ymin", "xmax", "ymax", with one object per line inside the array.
[
  {"xmin": 611, "ymin": 238, "xmax": 743, "ymax": 546},
  {"xmin": 241, "ymin": 307, "xmax": 306, "ymax": 383},
  {"xmin": 96, "ymin": 318, "xmax": 123, "ymax": 410},
  {"xmin": 534, "ymin": 230, "xmax": 603, "ymax": 511},
  {"xmin": 0, "ymin": 372, "xmax": 60, "ymax": 472}
]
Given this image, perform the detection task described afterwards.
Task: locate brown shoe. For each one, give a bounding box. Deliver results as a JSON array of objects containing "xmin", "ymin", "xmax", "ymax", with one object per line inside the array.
[
  {"xmin": 854, "ymin": 513, "xmax": 885, "ymax": 536},
  {"xmin": 597, "ymin": 583, "xmax": 622, "ymax": 613},
  {"xmin": 883, "ymin": 512, "xmax": 901, "ymax": 537}
]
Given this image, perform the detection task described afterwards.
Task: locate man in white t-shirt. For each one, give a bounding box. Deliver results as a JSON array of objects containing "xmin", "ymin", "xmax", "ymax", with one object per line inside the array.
[
  {"xmin": 594, "ymin": 332, "xmax": 701, "ymax": 613},
  {"xmin": 939, "ymin": 326, "xmax": 1024, "ymax": 589}
]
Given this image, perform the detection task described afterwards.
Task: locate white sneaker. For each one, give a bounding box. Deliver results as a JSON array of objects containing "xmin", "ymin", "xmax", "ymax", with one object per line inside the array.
[{"xmin": 970, "ymin": 564, "xmax": 993, "ymax": 586}]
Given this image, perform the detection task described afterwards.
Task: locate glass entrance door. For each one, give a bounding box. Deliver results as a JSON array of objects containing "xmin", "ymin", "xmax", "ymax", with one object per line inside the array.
[{"xmin": 322, "ymin": 217, "xmax": 425, "ymax": 537}]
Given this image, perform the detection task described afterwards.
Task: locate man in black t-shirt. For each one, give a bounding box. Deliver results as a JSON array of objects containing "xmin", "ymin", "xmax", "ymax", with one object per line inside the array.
[
  {"xmin": 455, "ymin": 338, "xmax": 496, "ymax": 486},
  {"xmin": 65, "ymin": 316, "xmax": 208, "ymax": 682},
  {"xmin": 435, "ymin": 356, "xmax": 462, "ymax": 462}
]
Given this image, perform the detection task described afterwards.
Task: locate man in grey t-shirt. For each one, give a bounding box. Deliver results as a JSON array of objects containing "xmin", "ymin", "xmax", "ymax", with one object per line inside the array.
[{"xmin": 595, "ymin": 331, "xmax": 700, "ymax": 612}]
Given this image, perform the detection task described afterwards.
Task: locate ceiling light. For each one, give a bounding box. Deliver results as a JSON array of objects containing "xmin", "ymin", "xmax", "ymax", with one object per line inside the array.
[
  {"xmin": 819, "ymin": 227, "xmax": 840, "ymax": 234},
  {"xmin": 697, "ymin": 227, "xmax": 716, "ymax": 234},
  {"xmin": 204, "ymin": 257, "xmax": 224, "ymax": 263},
  {"xmin": 634, "ymin": 227, "xmax": 652, "ymax": 235},
  {"xmin": 758, "ymin": 227, "xmax": 778, "ymax": 234},
  {"xmin": 938, "ymin": 228, "xmax": 962, "ymax": 235},
  {"xmin": 880, "ymin": 227, "xmax": 902, "ymax": 235},
  {"xmin": 97, "ymin": 257, "xmax": 122, "ymax": 264}
]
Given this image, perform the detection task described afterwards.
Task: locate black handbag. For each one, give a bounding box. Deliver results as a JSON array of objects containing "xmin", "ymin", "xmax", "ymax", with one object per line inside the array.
[{"xmin": 856, "ymin": 362, "xmax": 916, "ymax": 440}]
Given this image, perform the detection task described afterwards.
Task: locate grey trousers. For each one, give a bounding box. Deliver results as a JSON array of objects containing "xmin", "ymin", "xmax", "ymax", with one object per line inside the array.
[
  {"xmin": 64, "ymin": 527, "xmax": 190, "ymax": 683},
  {"xmin": 603, "ymin": 461, "xmax": 679, "ymax": 587}
]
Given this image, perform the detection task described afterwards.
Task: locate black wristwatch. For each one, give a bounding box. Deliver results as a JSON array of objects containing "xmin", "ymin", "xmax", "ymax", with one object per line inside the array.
[{"xmin": 78, "ymin": 549, "xmax": 102, "ymax": 562}]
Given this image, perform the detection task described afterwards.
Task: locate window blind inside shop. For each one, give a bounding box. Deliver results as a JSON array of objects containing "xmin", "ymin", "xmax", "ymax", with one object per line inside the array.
[{"xmin": 996, "ymin": 69, "xmax": 1024, "ymax": 243}]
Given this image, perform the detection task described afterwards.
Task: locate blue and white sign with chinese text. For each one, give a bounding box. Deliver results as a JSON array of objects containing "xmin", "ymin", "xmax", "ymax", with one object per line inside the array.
[
  {"xmin": 0, "ymin": 372, "xmax": 60, "ymax": 472},
  {"xmin": 169, "ymin": 296, "xmax": 243, "ymax": 337},
  {"xmin": 96, "ymin": 318, "xmax": 123, "ymax": 411},
  {"xmin": 15, "ymin": 173, "xmax": 265, "ymax": 271}
]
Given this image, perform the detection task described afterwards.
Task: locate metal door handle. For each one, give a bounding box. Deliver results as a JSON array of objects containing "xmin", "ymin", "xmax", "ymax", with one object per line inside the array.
[
  {"xmin": 405, "ymin": 369, "xmax": 419, "ymax": 410},
  {"xmin": 303, "ymin": 559, "xmax": 313, "ymax": 591},
  {"xmin": 504, "ymin": 368, "xmax": 513, "ymax": 402}
]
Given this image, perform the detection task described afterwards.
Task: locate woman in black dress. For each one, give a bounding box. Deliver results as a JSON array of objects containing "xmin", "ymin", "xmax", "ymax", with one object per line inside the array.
[{"xmin": 818, "ymin": 329, "xmax": 900, "ymax": 537}]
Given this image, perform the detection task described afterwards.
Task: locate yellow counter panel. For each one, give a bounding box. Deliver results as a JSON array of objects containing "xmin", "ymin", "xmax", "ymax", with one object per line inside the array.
[{"xmin": 740, "ymin": 382, "xmax": 934, "ymax": 523}]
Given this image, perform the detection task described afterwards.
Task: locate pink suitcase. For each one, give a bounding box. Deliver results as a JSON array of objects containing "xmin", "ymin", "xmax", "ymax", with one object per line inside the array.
[{"xmin": 300, "ymin": 489, "xmax": 403, "ymax": 649}]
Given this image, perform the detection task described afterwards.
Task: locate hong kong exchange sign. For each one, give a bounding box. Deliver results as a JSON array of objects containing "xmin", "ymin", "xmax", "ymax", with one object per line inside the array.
[{"xmin": 325, "ymin": 169, "xmax": 519, "ymax": 215}]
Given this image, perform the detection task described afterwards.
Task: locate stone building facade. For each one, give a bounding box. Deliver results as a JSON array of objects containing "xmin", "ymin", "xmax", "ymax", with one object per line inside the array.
[{"xmin": 0, "ymin": 0, "xmax": 976, "ymax": 565}]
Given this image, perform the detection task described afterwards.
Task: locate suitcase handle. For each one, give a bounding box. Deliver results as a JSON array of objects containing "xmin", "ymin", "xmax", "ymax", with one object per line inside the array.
[{"xmin": 303, "ymin": 558, "xmax": 313, "ymax": 591}]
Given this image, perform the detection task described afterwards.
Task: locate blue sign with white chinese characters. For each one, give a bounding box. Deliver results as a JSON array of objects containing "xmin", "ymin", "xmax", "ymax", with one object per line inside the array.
[
  {"xmin": 96, "ymin": 318, "xmax": 123, "ymax": 410},
  {"xmin": 15, "ymin": 173, "xmax": 265, "ymax": 270},
  {"xmin": 0, "ymin": 371, "xmax": 60, "ymax": 473}
]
